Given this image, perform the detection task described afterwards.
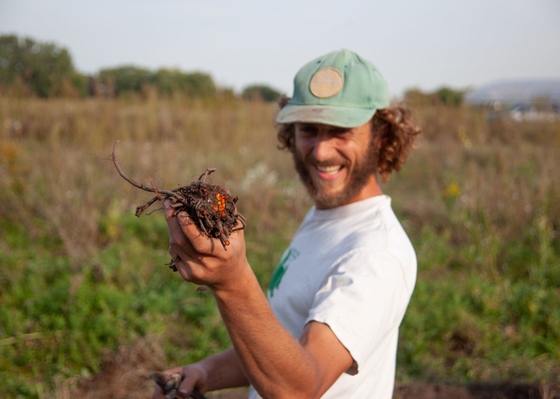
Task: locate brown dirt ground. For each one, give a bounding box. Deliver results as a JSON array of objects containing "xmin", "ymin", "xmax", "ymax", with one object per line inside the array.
[
  {"xmin": 393, "ymin": 382, "xmax": 558, "ymax": 399},
  {"xmin": 68, "ymin": 337, "xmax": 559, "ymax": 398}
]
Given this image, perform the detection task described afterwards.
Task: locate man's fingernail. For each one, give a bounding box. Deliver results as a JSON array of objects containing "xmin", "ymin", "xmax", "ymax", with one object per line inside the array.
[{"xmin": 178, "ymin": 212, "xmax": 188, "ymax": 220}]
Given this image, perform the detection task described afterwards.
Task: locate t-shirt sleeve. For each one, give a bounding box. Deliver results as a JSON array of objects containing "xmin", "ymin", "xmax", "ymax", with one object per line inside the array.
[{"xmin": 304, "ymin": 248, "xmax": 412, "ymax": 374}]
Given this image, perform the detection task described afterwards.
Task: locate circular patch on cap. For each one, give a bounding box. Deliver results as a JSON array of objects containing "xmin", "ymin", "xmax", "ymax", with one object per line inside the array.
[{"xmin": 309, "ymin": 67, "xmax": 344, "ymax": 98}]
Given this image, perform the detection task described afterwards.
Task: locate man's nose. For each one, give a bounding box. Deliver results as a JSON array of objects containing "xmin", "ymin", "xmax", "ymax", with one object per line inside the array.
[{"xmin": 312, "ymin": 132, "xmax": 335, "ymax": 161}]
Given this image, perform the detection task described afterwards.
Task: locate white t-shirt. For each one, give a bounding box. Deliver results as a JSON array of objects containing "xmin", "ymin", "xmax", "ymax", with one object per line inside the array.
[{"xmin": 249, "ymin": 195, "xmax": 417, "ymax": 399}]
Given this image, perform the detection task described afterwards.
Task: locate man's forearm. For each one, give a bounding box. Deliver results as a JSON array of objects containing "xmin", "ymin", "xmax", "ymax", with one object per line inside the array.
[
  {"xmin": 198, "ymin": 347, "xmax": 249, "ymax": 391},
  {"xmin": 212, "ymin": 270, "xmax": 323, "ymax": 398}
]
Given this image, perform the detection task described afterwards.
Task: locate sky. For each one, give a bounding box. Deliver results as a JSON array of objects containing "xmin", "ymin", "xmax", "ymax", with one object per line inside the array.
[{"xmin": 1, "ymin": 0, "xmax": 559, "ymax": 98}]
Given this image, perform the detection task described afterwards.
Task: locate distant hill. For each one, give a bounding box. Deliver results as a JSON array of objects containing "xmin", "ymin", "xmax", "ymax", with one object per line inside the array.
[{"xmin": 465, "ymin": 79, "xmax": 560, "ymax": 106}]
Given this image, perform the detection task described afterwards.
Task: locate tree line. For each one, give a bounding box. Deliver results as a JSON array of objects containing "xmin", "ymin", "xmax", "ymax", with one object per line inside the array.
[
  {"xmin": 0, "ymin": 34, "xmax": 282, "ymax": 102},
  {"xmin": 1, "ymin": 34, "xmax": 469, "ymax": 105}
]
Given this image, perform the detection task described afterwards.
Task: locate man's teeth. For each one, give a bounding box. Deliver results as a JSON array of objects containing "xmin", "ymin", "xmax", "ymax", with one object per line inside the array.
[{"xmin": 317, "ymin": 165, "xmax": 340, "ymax": 174}]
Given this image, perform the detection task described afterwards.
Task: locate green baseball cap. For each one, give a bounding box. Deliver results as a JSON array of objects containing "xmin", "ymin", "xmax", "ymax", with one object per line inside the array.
[{"xmin": 276, "ymin": 49, "xmax": 390, "ymax": 128}]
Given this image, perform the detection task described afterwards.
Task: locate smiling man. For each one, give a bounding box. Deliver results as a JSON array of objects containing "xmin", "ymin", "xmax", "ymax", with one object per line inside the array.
[{"xmin": 155, "ymin": 49, "xmax": 422, "ymax": 399}]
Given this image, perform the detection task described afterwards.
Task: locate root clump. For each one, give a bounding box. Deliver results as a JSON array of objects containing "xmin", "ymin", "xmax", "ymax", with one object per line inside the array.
[{"xmin": 111, "ymin": 141, "xmax": 246, "ymax": 256}]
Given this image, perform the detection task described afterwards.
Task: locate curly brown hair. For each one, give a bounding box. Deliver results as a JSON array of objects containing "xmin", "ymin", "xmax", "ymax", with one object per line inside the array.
[{"xmin": 276, "ymin": 95, "xmax": 421, "ymax": 183}]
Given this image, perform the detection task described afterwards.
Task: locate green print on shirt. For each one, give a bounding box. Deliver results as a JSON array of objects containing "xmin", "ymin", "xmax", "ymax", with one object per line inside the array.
[{"xmin": 268, "ymin": 248, "xmax": 299, "ymax": 297}]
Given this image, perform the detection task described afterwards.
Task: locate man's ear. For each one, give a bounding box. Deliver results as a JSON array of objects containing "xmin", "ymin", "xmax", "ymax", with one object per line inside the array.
[
  {"xmin": 370, "ymin": 119, "xmax": 383, "ymax": 150},
  {"xmin": 373, "ymin": 132, "xmax": 383, "ymax": 150}
]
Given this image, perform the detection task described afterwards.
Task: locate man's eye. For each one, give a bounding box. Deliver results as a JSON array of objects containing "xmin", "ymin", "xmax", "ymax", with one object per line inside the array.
[
  {"xmin": 300, "ymin": 126, "xmax": 317, "ymax": 135},
  {"xmin": 332, "ymin": 128, "xmax": 350, "ymax": 135}
]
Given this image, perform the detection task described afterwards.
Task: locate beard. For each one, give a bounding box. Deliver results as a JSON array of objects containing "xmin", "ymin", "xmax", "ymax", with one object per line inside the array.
[{"xmin": 293, "ymin": 137, "xmax": 378, "ymax": 209}]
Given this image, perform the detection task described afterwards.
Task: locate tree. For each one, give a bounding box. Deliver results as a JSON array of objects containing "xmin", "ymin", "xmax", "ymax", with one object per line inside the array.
[
  {"xmin": 152, "ymin": 68, "xmax": 217, "ymax": 98},
  {"xmin": 0, "ymin": 34, "xmax": 80, "ymax": 97},
  {"xmin": 181, "ymin": 71, "xmax": 217, "ymax": 99},
  {"xmin": 98, "ymin": 66, "xmax": 152, "ymax": 96},
  {"xmin": 242, "ymin": 84, "xmax": 281, "ymax": 102},
  {"xmin": 435, "ymin": 86, "xmax": 467, "ymax": 107},
  {"xmin": 152, "ymin": 68, "xmax": 183, "ymax": 96}
]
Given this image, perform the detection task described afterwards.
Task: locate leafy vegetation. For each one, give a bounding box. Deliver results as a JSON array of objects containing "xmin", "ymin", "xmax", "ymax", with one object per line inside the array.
[{"xmin": 0, "ymin": 95, "xmax": 558, "ymax": 398}]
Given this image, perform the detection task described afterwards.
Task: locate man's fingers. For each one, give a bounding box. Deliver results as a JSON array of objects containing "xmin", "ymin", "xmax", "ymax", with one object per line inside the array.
[
  {"xmin": 164, "ymin": 200, "xmax": 188, "ymax": 241},
  {"xmin": 176, "ymin": 211, "xmax": 221, "ymax": 254},
  {"xmin": 176, "ymin": 211, "xmax": 201, "ymax": 238},
  {"xmin": 178, "ymin": 368, "xmax": 205, "ymax": 399},
  {"xmin": 164, "ymin": 200, "xmax": 214, "ymax": 254},
  {"xmin": 164, "ymin": 201, "xmax": 200, "ymax": 259},
  {"xmin": 152, "ymin": 384, "xmax": 164, "ymax": 399},
  {"xmin": 151, "ymin": 368, "xmax": 185, "ymax": 399}
]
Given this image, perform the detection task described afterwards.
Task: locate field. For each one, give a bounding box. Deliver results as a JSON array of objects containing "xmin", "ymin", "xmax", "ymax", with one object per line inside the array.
[{"xmin": 0, "ymin": 95, "xmax": 559, "ymax": 398}]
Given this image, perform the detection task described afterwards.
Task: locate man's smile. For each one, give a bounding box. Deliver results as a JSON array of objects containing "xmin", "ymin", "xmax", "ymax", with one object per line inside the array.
[{"xmin": 315, "ymin": 164, "xmax": 343, "ymax": 175}]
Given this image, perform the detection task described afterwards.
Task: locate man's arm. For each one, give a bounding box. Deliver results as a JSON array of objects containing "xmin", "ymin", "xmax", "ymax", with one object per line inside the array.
[
  {"xmin": 165, "ymin": 202, "xmax": 353, "ymax": 398},
  {"xmin": 213, "ymin": 274, "xmax": 354, "ymax": 398}
]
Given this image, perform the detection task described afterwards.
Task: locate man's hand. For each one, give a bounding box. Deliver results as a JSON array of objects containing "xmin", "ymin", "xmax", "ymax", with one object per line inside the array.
[
  {"xmin": 164, "ymin": 200, "xmax": 250, "ymax": 290},
  {"xmin": 151, "ymin": 349, "xmax": 249, "ymax": 398},
  {"xmin": 151, "ymin": 365, "xmax": 208, "ymax": 399}
]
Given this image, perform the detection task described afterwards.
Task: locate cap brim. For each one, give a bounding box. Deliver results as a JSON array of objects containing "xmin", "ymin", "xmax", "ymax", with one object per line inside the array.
[{"xmin": 275, "ymin": 104, "xmax": 376, "ymax": 128}]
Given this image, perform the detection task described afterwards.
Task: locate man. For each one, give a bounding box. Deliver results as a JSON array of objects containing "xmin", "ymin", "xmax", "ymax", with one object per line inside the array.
[{"xmin": 154, "ymin": 49, "xmax": 421, "ymax": 399}]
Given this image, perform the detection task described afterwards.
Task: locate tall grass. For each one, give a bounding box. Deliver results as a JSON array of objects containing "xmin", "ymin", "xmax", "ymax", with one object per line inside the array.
[{"xmin": 0, "ymin": 96, "xmax": 558, "ymax": 398}]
